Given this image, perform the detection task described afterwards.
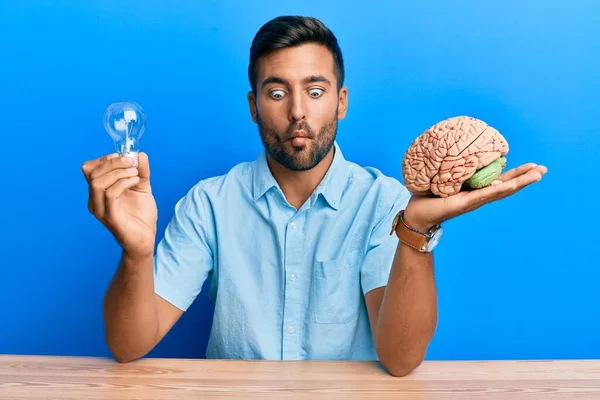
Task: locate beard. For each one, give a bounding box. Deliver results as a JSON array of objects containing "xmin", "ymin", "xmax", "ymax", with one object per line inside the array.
[{"xmin": 256, "ymin": 109, "xmax": 338, "ymax": 171}]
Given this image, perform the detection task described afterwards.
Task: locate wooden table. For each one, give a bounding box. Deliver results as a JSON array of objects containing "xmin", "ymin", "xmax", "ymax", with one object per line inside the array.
[{"xmin": 1, "ymin": 355, "xmax": 599, "ymax": 399}]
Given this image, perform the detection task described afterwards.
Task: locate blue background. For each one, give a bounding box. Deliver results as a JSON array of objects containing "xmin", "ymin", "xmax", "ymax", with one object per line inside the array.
[{"xmin": 1, "ymin": 0, "xmax": 598, "ymax": 361}]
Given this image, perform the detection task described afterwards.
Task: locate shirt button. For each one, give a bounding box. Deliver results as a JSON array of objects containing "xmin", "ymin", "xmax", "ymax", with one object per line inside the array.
[
  {"xmin": 288, "ymin": 326, "xmax": 295, "ymax": 333},
  {"xmin": 290, "ymin": 222, "xmax": 297, "ymax": 230},
  {"xmin": 290, "ymin": 273, "xmax": 297, "ymax": 281}
]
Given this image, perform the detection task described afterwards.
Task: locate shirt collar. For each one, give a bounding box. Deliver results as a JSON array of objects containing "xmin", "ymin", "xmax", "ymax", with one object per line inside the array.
[{"xmin": 252, "ymin": 141, "xmax": 349, "ymax": 211}]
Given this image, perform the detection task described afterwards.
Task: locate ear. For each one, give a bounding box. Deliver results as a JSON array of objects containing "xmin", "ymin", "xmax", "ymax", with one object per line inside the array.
[
  {"xmin": 337, "ymin": 86, "xmax": 348, "ymax": 120},
  {"xmin": 247, "ymin": 91, "xmax": 257, "ymax": 123}
]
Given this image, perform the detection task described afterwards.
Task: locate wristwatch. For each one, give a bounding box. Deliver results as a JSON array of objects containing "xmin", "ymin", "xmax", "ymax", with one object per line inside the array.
[{"xmin": 389, "ymin": 210, "xmax": 443, "ymax": 253}]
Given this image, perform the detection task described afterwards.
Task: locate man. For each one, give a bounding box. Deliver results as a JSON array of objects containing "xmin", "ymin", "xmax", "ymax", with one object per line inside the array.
[{"xmin": 81, "ymin": 16, "xmax": 546, "ymax": 376}]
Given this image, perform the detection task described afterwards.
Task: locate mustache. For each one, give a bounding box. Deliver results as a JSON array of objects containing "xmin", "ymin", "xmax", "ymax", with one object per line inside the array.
[{"xmin": 284, "ymin": 121, "xmax": 314, "ymax": 140}]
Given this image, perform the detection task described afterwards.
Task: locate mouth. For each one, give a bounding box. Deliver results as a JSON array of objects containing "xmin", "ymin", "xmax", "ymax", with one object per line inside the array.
[
  {"xmin": 290, "ymin": 130, "xmax": 308, "ymax": 139},
  {"xmin": 287, "ymin": 130, "xmax": 310, "ymax": 147}
]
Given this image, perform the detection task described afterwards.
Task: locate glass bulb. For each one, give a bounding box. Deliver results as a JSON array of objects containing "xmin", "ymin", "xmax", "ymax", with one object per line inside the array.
[{"xmin": 103, "ymin": 101, "xmax": 146, "ymax": 168}]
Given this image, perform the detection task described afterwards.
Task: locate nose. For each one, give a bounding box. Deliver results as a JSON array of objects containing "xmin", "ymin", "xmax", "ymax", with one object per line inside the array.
[{"xmin": 288, "ymin": 91, "xmax": 306, "ymax": 122}]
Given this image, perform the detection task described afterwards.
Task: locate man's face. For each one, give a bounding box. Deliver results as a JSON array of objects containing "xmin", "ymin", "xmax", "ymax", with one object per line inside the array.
[{"xmin": 248, "ymin": 43, "xmax": 348, "ymax": 171}]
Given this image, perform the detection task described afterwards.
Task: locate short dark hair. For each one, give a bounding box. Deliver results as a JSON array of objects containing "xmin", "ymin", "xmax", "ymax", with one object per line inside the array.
[{"xmin": 248, "ymin": 16, "xmax": 345, "ymax": 94}]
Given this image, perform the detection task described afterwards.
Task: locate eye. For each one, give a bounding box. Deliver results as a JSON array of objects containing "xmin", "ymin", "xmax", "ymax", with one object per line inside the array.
[
  {"xmin": 308, "ymin": 88, "xmax": 324, "ymax": 98},
  {"xmin": 269, "ymin": 89, "xmax": 285, "ymax": 100}
]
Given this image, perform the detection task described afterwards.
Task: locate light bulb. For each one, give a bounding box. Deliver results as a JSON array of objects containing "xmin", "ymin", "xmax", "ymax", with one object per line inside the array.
[{"xmin": 103, "ymin": 101, "xmax": 146, "ymax": 168}]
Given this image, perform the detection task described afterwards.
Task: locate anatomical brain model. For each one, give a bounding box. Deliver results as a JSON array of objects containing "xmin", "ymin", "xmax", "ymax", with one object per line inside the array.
[{"xmin": 402, "ymin": 116, "xmax": 509, "ymax": 197}]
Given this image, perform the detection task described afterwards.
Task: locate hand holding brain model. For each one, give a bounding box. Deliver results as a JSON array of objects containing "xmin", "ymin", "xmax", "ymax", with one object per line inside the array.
[{"xmin": 399, "ymin": 116, "xmax": 547, "ymax": 233}]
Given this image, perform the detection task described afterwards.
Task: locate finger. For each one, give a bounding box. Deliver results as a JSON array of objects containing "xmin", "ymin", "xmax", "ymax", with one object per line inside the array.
[
  {"xmin": 499, "ymin": 165, "xmax": 547, "ymax": 196},
  {"xmin": 497, "ymin": 163, "xmax": 538, "ymax": 182},
  {"xmin": 134, "ymin": 152, "xmax": 152, "ymax": 192},
  {"xmin": 137, "ymin": 152, "xmax": 150, "ymax": 179},
  {"xmin": 89, "ymin": 155, "xmax": 135, "ymax": 181},
  {"xmin": 490, "ymin": 171, "xmax": 545, "ymax": 203},
  {"xmin": 81, "ymin": 153, "xmax": 120, "ymax": 182},
  {"xmin": 88, "ymin": 185, "xmax": 95, "ymax": 214},
  {"xmin": 85, "ymin": 154, "xmax": 120, "ymax": 213},
  {"xmin": 90, "ymin": 168, "xmax": 139, "ymax": 218},
  {"xmin": 104, "ymin": 176, "xmax": 141, "ymax": 224},
  {"xmin": 497, "ymin": 166, "xmax": 545, "ymax": 195},
  {"xmin": 463, "ymin": 166, "xmax": 545, "ymax": 207}
]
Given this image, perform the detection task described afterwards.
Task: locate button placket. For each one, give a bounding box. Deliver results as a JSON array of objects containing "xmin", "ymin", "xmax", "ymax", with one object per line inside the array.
[{"xmin": 282, "ymin": 214, "xmax": 305, "ymax": 359}]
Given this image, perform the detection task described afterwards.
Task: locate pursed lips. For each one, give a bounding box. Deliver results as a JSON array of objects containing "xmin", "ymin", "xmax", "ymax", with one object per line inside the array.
[
  {"xmin": 289, "ymin": 130, "xmax": 309, "ymax": 146},
  {"xmin": 290, "ymin": 130, "xmax": 308, "ymax": 139}
]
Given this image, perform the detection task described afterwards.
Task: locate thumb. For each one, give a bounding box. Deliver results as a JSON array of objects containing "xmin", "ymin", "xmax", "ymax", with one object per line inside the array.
[
  {"xmin": 134, "ymin": 152, "xmax": 152, "ymax": 192},
  {"xmin": 137, "ymin": 152, "xmax": 150, "ymax": 179}
]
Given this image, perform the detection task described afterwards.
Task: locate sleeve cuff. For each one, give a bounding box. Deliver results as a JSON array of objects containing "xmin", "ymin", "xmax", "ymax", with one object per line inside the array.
[
  {"xmin": 154, "ymin": 277, "xmax": 192, "ymax": 312},
  {"xmin": 361, "ymin": 269, "xmax": 392, "ymax": 295}
]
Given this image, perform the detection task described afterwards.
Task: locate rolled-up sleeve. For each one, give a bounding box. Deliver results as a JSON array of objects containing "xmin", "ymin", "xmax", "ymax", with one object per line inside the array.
[
  {"xmin": 360, "ymin": 180, "xmax": 411, "ymax": 295},
  {"xmin": 154, "ymin": 183, "xmax": 214, "ymax": 312}
]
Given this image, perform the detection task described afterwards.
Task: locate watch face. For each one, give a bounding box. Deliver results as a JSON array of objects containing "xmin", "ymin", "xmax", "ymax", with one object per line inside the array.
[{"xmin": 427, "ymin": 226, "xmax": 443, "ymax": 252}]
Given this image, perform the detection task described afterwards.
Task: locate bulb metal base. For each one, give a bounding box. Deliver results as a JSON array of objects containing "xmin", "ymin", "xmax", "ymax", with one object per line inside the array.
[{"xmin": 121, "ymin": 151, "xmax": 139, "ymax": 168}]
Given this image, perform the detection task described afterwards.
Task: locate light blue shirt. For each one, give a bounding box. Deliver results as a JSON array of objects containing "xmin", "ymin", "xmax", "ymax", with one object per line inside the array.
[{"xmin": 153, "ymin": 141, "xmax": 411, "ymax": 360}]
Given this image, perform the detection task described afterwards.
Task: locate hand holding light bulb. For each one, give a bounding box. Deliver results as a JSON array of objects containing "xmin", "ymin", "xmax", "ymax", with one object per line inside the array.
[{"xmin": 81, "ymin": 101, "xmax": 158, "ymax": 259}]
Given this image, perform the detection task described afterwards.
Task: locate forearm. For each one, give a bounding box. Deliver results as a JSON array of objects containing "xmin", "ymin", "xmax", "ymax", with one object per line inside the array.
[
  {"xmin": 103, "ymin": 251, "xmax": 159, "ymax": 363},
  {"xmin": 375, "ymin": 242, "xmax": 438, "ymax": 375}
]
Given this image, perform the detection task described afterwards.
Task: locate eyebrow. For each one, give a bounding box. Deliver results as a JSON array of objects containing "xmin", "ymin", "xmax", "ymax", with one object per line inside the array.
[{"xmin": 261, "ymin": 75, "xmax": 331, "ymax": 88}]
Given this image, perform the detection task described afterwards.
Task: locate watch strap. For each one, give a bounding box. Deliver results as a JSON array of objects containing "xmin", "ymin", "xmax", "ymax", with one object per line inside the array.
[{"xmin": 390, "ymin": 210, "xmax": 429, "ymax": 252}]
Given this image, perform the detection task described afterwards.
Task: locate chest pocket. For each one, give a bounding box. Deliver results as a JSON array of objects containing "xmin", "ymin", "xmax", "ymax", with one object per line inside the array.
[{"xmin": 313, "ymin": 249, "xmax": 363, "ymax": 324}]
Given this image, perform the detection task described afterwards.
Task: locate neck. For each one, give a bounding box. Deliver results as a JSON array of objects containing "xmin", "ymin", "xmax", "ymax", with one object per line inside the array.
[{"xmin": 266, "ymin": 146, "xmax": 335, "ymax": 210}]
